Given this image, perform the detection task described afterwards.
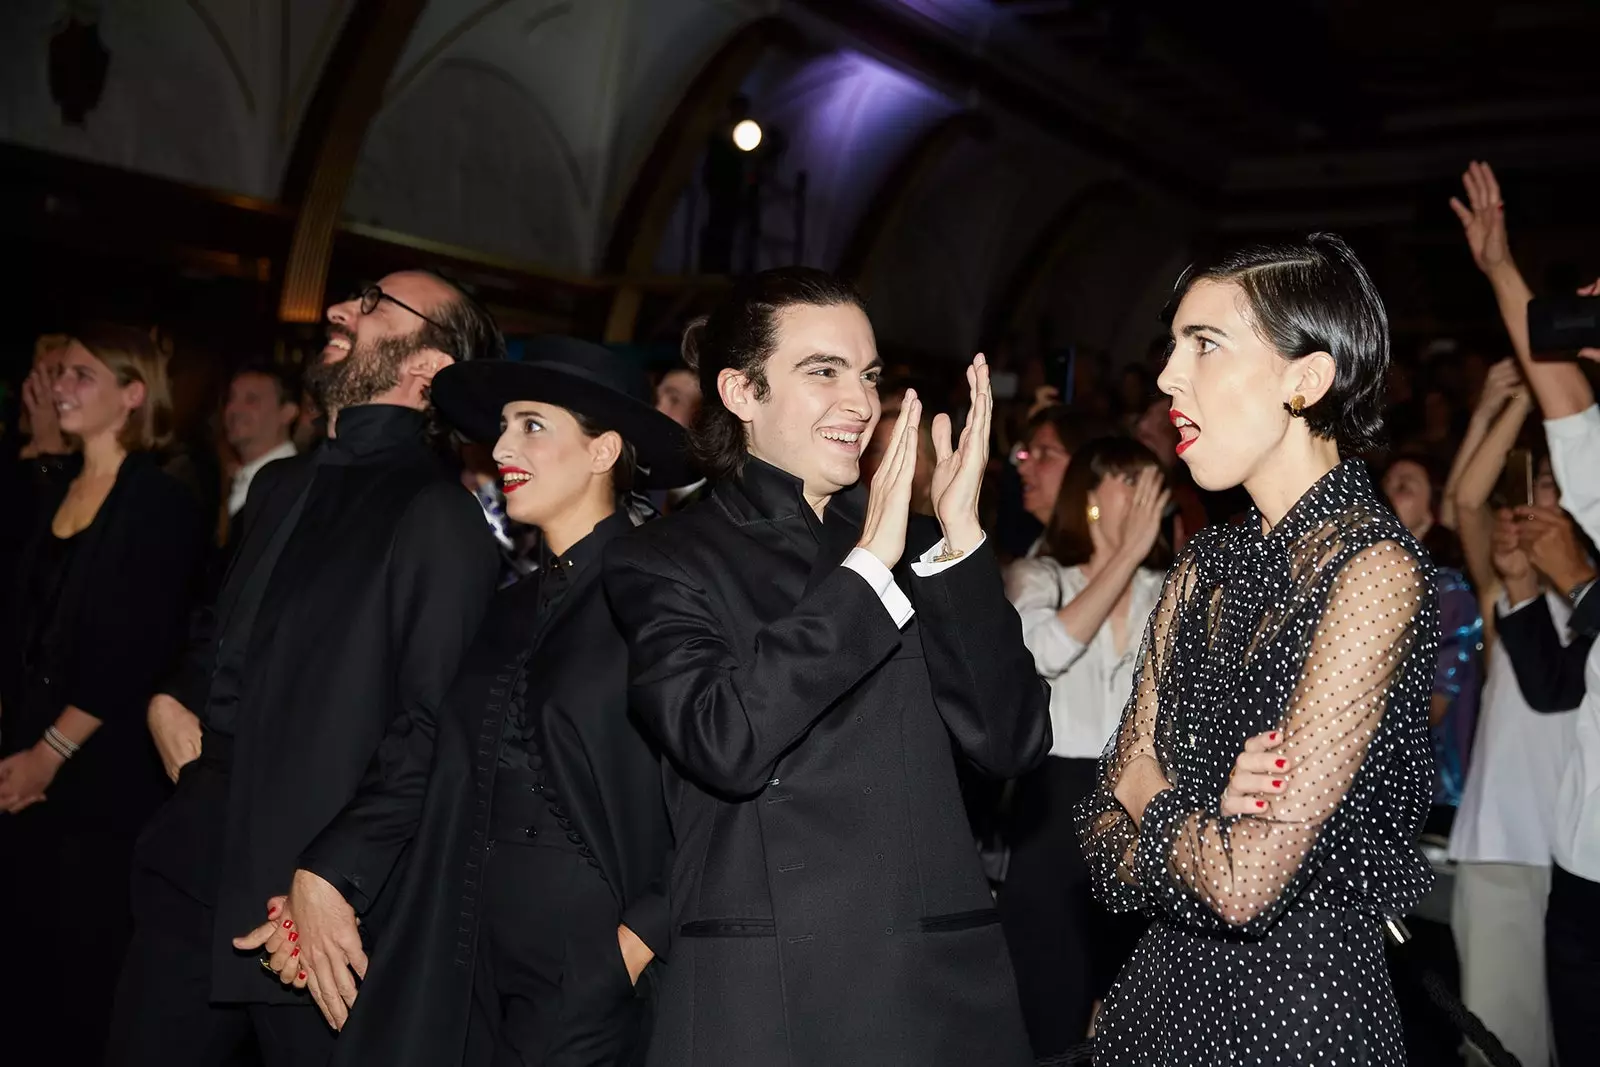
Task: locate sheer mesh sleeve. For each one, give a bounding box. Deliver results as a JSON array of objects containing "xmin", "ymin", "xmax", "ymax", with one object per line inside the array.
[
  {"xmin": 1133, "ymin": 540, "xmax": 1427, "ymax": 934},
  {"xmin": 1077, "ymin": 547, "xmax": 1195, "ymax": 913}
]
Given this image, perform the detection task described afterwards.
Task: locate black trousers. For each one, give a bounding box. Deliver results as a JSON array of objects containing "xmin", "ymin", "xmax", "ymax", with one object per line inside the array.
[
  {"xmin": 1546, "ymin": 862, "xmax": 1600, "ymax": 1067},
  {"xmin": 464, "ymin": 797, "xmax": 642, "ymax": 1067},
  {"xmin": 998, "ymin": 756, "xmax": 1147, "ymax": 1057},
  {"xmin": 107, "ymin": 760, "xmax": 336, "ymax": 1067},
  {"xmin": 0, "ymin": 802, "xmax": 137, "ymax": 1067}
]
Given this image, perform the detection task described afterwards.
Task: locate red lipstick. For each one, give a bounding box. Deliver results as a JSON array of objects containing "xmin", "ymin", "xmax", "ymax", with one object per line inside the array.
[
  {"xmin": 498, "ymin": 466, "xmax": 532, "ymax": 493},
  {"xmin": 1169, "ymin": 409, "xmax": 1200, "ymax": 457}
]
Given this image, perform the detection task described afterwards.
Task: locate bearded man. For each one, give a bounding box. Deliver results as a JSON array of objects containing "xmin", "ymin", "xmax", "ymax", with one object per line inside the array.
[{"xmin": 108, "ymin": 272, "xmax": 504, "ymax": 1067}]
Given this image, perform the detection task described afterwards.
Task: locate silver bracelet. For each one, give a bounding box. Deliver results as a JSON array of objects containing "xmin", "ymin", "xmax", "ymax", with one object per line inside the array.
[{"xmin": 44, "ymin": 725, "xmax": 79, "ymax": 760}]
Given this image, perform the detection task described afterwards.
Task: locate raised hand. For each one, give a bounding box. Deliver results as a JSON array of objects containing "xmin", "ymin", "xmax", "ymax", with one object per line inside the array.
[
  {"xmin": 1449, "ymin": 161, "xmax": 1511, "ymax": 276},
  {"xmin": 1115, "ymin": 467, "xmax": 1171, "ymax": 564},
  {"xmin": 1220, "ymin": 730, "xmax": 1287, "ymax": 817},
  {"xmin": 1517, "ymin": 506, "xmax": 1597, "ymax": 593},
  {"xmin": 1491, "ymin": 507, "xmax": 1536, "ymax": 600},
  {"xmin": 929, "ymin": 354, "xmax": 992, "ymax": 555},
  {"xmin": 1473, "ymin": 358, "xmax": 1524, "ymax": 417},
  {"xmin": 856, "ymin": 389, "xmax": 922, "ymax": 569}
]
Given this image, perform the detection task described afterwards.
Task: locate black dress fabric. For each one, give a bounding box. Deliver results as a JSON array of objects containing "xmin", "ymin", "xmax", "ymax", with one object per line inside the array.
[
  {"xmin": 0, "ymin": 452, "xmax": 204, "ymax": 1067},
  {"xmin": 1077, "ymin": 460, "xmax": 1438, "ymax": 1065}
]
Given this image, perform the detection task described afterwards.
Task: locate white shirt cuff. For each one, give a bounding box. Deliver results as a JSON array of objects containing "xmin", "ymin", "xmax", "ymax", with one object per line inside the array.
[
  {"xmin": 909, "ymin": 535, "xmax": 987, "ymax": 578},
  {"xmin": 842, "ymin": 548, "xmax": 915, "ymax": 629},
  {"xmin": 1499, "ymin": 592, "xmax": 1541, "ymax": 616}
]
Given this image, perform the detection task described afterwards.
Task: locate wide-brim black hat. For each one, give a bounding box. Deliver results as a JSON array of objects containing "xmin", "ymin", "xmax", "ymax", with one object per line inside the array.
[{"xmin": 431, "ymin": 336, "xmax": 697, "ymax": 489}]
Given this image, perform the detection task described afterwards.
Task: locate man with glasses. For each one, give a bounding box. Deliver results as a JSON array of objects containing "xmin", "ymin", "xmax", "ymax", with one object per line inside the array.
[{"xmin": 110, "ymin": 271, "xmax": 504, "ymax": 1067}]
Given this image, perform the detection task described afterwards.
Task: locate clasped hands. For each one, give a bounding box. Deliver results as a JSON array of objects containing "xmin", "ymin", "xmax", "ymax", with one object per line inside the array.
[
  {"xmin": 857, "ymin": 353, "xmax": 992, "ymax": 570},
  {"xmin": 238, "ymin": 868, "xmax": 654, "ymax": 1031}
]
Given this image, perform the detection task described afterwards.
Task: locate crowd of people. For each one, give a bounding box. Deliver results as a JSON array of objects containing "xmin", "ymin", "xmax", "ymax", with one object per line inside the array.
[{"xmin": 0, "ymin": 160, "xmax": 1595, "ymax": 1067}]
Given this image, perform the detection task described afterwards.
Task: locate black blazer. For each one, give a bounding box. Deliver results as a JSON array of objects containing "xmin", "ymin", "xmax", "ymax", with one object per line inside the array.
[
  {"xmin": 0, "ymin": 452, "xmax": 203, "ymax": 827},
  {"xmin": 602, "ymin": 457, "xmax": 1050, "ymax": 1067},
  {"xmin": 301, "ymin": 515, "xmax": 672, "ymax": 1067}
]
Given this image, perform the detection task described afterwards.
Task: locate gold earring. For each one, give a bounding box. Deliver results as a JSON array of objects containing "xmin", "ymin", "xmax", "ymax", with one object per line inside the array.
[
  {"xmin": 1286, "ymin": 395, "xmax": 1306, "ymax": 417},
  {"xmin": 1087, "ymin": 504, "xmax": 1101, "ymax": 523}
]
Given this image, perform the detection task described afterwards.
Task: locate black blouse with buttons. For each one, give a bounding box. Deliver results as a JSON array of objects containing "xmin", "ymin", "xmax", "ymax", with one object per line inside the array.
[{"xmin": 1077, "ymin": 459, "xmax": 1438, "ymax": 1065}]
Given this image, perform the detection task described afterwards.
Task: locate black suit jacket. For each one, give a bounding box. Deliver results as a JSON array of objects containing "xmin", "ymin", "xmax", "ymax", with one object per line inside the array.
[
  {"xmin": 602, "ymin": 457, "xmax": 1050, "ymax": 1067},
  {"xmin": 137, "ymin": 406, "xmax": 501, "ymax": 1004},
  {"xmin": 300, "ymin": 515, "xmax": 672, "ymax": 1067},
  {"xmin": 0, "ymin": 452, "xmax": 202, "ymax": 826}
]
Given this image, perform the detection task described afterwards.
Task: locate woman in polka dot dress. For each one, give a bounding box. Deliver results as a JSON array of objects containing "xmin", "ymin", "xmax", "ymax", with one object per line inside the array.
[{"xmin": 1078, "ymin": 234, "xmax": 1437, "ymax": 1065}]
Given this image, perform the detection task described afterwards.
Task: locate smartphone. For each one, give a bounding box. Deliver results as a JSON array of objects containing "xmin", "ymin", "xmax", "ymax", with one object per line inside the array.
[
  {"xmin": 1041, "ymin": 346, "xmax": 1076, "ymax": 404},
  {"xmin": 1498, "ymin": 448, "xmax": 1533, "ymax": 508},
  {"xmin": 1528, "ymin": 296, "xmax": 1600, "ymax": 360}
]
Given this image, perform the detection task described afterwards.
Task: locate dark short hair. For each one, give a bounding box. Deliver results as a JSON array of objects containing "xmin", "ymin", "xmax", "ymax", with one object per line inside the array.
[
  {"xmin": 1025, "ymin": 405, "xmax": 1118, "ymax": 458},
  {"xmin": 1163, "ymin": 233, "xmax": 1389, "ymax": 454},
  {"xmin": 571, "ymin": 408, "xmax": 639, "ymax": 509},
  {"xmin": 232, "ymin": 361, "xmax": 300, "ymax": 407},
  {"xmin": 682, "ymin": 266, "xmax": 864, "ymax": 482},
  {"xmin": 1042, "ymin": 435, "xmax": 1172, "ymax": 570},
  {"xmin": 417, "ymin": 270, "xmax": 506, "ymax": 365}
]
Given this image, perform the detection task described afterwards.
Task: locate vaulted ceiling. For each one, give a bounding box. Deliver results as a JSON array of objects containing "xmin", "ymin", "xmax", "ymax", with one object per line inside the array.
[{"xmin": 4, "ymin": 0, "xmax": 1597, "ymax": 364}]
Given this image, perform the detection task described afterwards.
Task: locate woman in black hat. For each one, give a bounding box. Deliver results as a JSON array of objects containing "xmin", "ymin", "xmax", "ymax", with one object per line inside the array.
[{"xmin": 239, "ymin": 337, "xmax": 694, "ymax": 1067}]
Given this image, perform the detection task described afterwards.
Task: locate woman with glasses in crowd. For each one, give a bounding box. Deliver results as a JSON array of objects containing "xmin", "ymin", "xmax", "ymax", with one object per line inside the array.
[
  {"xmin": 999, "ymin": 435, "xmax": 1170, "ymax": 1057},
  {"xmin": 1079, "ymin": 234, "xmax": 1437, "ymax": 1065},
  {"xmin": 0, "ymin": 325, "xmax": 204, "ymax": 1064}
]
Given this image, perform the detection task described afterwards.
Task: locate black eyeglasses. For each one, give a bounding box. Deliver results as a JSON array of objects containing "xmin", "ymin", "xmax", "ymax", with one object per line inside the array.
[{"xmin": 353, "ymin": 284, "xmax": 446, "ymax": 331}]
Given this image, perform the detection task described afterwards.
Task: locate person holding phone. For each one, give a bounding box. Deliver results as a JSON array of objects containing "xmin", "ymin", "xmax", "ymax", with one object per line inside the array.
[{"xmin": 1451, "ymin": 159, "xmax": 1600, "ymax": 1065}]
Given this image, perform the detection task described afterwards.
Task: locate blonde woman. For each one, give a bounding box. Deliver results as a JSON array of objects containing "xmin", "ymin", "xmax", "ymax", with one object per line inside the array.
[{"xmin": 0, "ymin": 325, "xmax": 204, "ymax": 1063}]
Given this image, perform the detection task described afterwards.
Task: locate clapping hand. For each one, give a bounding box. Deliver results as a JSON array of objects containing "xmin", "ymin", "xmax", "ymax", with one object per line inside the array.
[
  {"xmin": 1109, "ymin": 467, "xmax": 1171, "ymax": 564},
  {"xmin": 857, "ymin": 389, "xmax": 923, "ymax": 569},
  {"xmin": 929, "ymin": 354, "xmax": 992, "ymax": 556},
  {"xmin": 1449, "ymin": 161, "xmax": 1511, "ymax": 276}
]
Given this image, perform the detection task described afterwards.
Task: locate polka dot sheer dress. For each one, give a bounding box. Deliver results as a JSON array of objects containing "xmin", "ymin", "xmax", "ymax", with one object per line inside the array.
[{"xmin": 1077, "ymin": 460, "xmax": 1438, "ymax": 1065}]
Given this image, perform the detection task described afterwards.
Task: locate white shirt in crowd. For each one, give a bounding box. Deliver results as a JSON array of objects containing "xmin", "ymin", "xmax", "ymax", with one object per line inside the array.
[
  {"xmin": 227, "ymin": 440, "xmax": 297, "ymax": 516},
  {"xmin": 1448, "ymin": 592, "xmax": 1575, "ymax": 867},
  {"xmin": 1513, "ymin": 403, "xmax": 1600, "ymax": 883},
  {"xmin": 1005, "ymin": 557, "xmax": 1164, "ymax": 760}
]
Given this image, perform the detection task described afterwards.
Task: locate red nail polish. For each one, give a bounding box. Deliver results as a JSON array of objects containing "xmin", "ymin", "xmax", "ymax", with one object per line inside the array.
[
  {"xmin": 298, "ymin": 972, "xmax": 307, "ymax": 981},
  {"xmin": 268, "ymin": 905, "xmax": 279, "ymax": 918},
  {"xmin": 1272, "ymin": 780, "xmax": 1282, "ymax": 788},
  {"xmin": 291, "ymin": 947, "xmax": 299, "ymax": 957},
  {"xmin": 1275, "ymin": 759, "xmax": 1286, "ymax": 769},
  {"xmin": 288, "ymin": 931, "xmax": 299, "ymax": 943},
  {"xmin": 282, "ymin": 919, "xmax": 293, "ymax": 929},
  {"xmin": 1268, "ymin": 732, "xmax": 1277, "ymax": 741},
  {"xmin": 1256, "ymin": 800, "xmax": 1266, "ymax": 809}
]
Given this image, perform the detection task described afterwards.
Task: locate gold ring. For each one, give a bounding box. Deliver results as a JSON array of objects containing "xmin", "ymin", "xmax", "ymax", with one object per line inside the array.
[{"xmin": 260, "ymin": 957, "xmax": 275, "ymax": 972}]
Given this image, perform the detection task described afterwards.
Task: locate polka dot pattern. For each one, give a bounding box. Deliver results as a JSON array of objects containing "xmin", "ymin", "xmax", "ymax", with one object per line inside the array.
[{"xmin": 1076, "ymin": 459, "xmax": 1438, "ymax": 1065}]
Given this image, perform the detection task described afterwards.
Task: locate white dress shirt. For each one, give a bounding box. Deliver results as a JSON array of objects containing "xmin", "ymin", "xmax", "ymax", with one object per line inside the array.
[
  {"xmin": 1004, "ymin": 557, "xmax": 1164, "ymax": 759},
  {"xmin": 228, "ymin": 440, "xmax": 297, "ymax": 516},
  {"xmin": 1448, "ymin": 592, "xmax": 1576, "ymax": 867},
  {"xmin": 842, "ymin": 536, "xmax": 987, "ymax": 629},
  {"xmin": 1534, "ymin": 403, "xmax": 1600, "ymax": 881}
]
